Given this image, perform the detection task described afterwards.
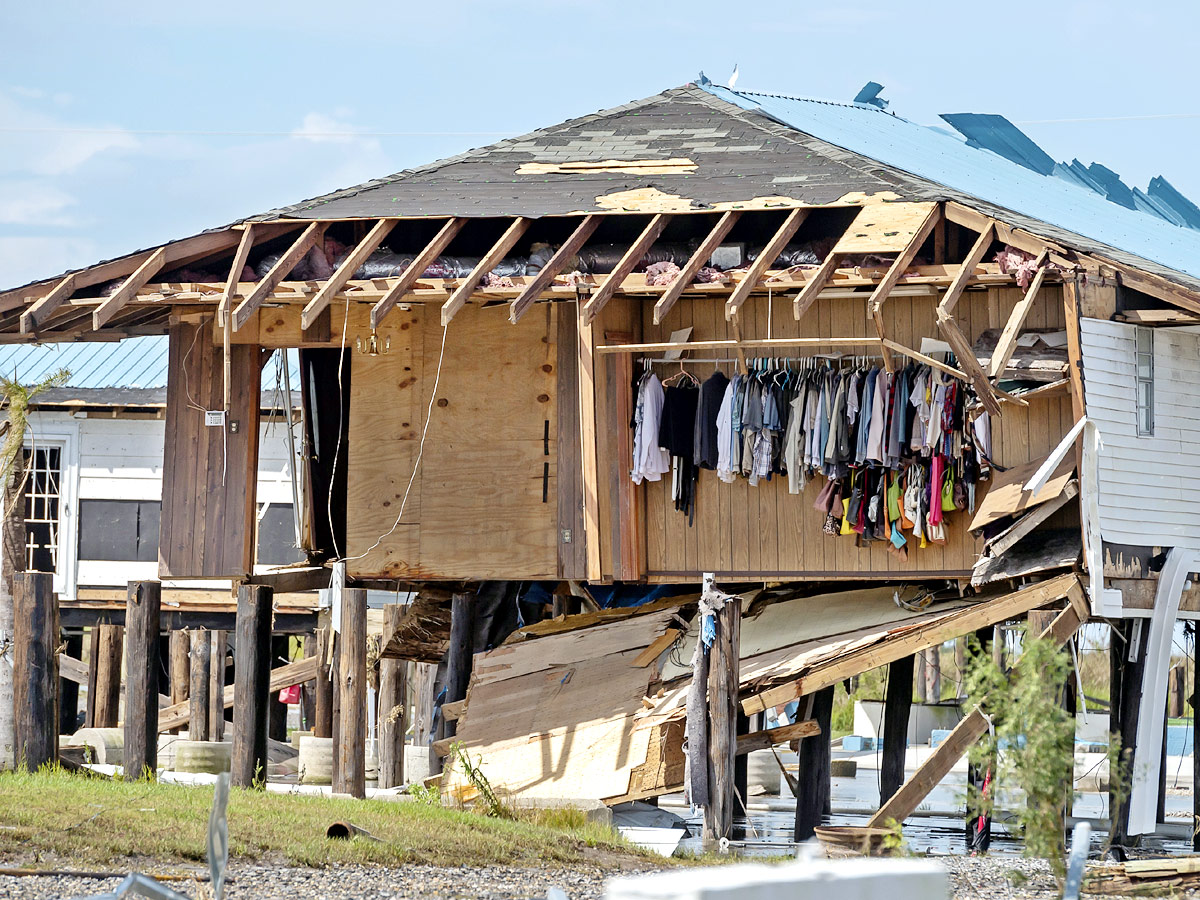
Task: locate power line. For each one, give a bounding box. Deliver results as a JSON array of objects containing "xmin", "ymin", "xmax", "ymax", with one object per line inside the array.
[{"xmin": 0, "ymin": 126, "xmax": 518, "ymax": 138}]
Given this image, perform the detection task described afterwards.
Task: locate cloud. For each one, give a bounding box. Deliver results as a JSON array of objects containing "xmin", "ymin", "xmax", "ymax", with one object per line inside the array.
[
  {"xmin": 0, "ymin": 88, "xmax": 138, "ymax": 177},
  {"xmin": 0, "ymin": 181, "xmax": 77, "ymax": 226},
  {"xmin": 291, "ymin": 110, "xmax": 366, "ymax": 145}
]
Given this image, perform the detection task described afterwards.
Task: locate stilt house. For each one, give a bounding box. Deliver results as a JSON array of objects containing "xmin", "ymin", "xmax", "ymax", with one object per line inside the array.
[{"xmin": 6, "ymin": 81, "xmax": 1200, "ymax": 840}]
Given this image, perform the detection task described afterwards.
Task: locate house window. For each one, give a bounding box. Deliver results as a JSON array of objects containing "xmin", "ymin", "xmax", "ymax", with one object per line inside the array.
[
  {"xmin": 78, "ymin": 499, "xmax": 161, "ymax": 562},
  {"xmin": 23, "ymin": 446, "xmax": 61, "ymax": 573},
  {"xmin": 257, "ymin": 503, "xmax": 305, "ymax": 566},
  {"xmin": 1136, "ymin": 326, "xmax": 1154, "ymax": 436}
]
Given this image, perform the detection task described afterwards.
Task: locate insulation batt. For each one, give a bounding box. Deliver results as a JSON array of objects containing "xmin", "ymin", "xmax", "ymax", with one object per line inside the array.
[
  {"xmin": 994, "ymin": 245, "xmax": 1058, "ymax": 289},
  {"xmin": 644, "ymin": 261, "xmax": 682, "ymax": 286}
]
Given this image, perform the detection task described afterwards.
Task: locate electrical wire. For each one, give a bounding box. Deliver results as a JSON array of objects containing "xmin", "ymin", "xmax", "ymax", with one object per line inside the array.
[
  {"xmin": 0, "ymin": 126, "xmax": 518, "ymax": 138},
  {"xmin": 326, "ymin": 297, "xmax": 350, "ymax": 559}
]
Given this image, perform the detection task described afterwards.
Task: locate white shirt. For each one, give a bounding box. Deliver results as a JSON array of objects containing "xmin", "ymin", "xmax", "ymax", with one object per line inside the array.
[
  {"xmin": 715, "ymin": 382, "xmax": 735, "ymax": 483},
  {"xmin": 631, "ymin": 374, "xmax": 670, "ymax": 484}
]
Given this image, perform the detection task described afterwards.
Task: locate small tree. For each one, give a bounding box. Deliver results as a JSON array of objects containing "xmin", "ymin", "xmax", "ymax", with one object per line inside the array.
[
  {"xmin": 0, "ymin": 369, "xmax": 69, "ymax": 769},
  {"xmin": 964, "ymin": 628, "xmax": 1076, "ymax": 872}
]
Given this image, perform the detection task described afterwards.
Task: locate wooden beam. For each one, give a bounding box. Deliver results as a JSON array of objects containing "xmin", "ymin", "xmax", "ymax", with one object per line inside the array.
[
  {"xmin": 867, "ymin": 205, "xmax": 942, "ymax": 371},
  {"xmin": 509, "ymin": 215, "xmax": 601, "ymax": 323},
  {"xmin": 582, "ymin": 214, "xmax": 672, "ymax": 323},
  {"xmin": 371, "ymin": 217, "xmax": 465, "ymax": 327},
  {"xmin": 988, "ymin": 250, "xmax": 1051, "ymax": 378},
  {"xmin": 93, "ymin": 247, "xmax": 168, "ymax": 329},
  {"xmin": 217, "ymin": 225, "xmax": 257, "ymax": 328},
  {"xmin": 984, "ymin": 479, "xmax": 1079, "ymax": 559},
  {"xmin": 20, "ymin": 274, "xmax": 77, "ymax": 335},
  {"xmin": 632, "ymin": 628, "xmax": 682, "ymax": 667},
  {"xmin": 654, "ymin": 210, "xmax": 742, "ymax": 325},
  {"xmin": 597, "ymin": 336, "xmax": 883, "ymax": 354},
  {"xmin": 441, "ymin": 217, "xmax": 531, "ymax": 325},
  {"xmin": 867, "ymin": 584, "xmax": 1087, "ymax": 827},
  {"xmin": 935, "ymin": 315, "xmax": 1003, "ymax": 416},
  {"xmin": 157, "ymin": 655, "xmax": 318, "ymax": 732},
  {"xmin": 577, "ymin": 303, "xmax": 602, "ymax": 582},
  {"xmin": 233, "ymin": 222, "xmax": 327, "ymax": 331},
  {"xmin": 302, "ymin": 218, "xmax": 397, "ymax": 330},
  {"xmin": 741, "ymin": 573, "xmax": 1082, "ymax": 715},
  {"xmin": 793, "ymin": 251, "xmax": 843, "ymax": 320},
  {"xmin": 944, "ymin": 202, "xmax": 1069, "ymax": 260},
  {"xmin": 938, "ymin": 222, "xmax": 996, "ymax": 319},
  {"xmin": 725, "ymin": 207, "xmax": 808, "ymax": 319},
  {"xmin": 735, "ymin": 718, "xmax": 821, "ymax": 755}
]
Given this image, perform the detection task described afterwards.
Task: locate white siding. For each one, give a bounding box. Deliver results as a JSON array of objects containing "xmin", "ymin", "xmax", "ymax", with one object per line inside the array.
[{"xmin": 1081, "ymin": 318, "xmax": 1200, "ymax": 549}]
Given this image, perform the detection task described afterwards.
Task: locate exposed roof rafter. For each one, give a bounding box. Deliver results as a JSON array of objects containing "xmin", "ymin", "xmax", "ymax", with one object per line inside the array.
[
  {"xmin": 582, "ymin": 214, "xmax": 671, "ymax": 324},
  {"xmin": 441, "ymin": 217, "xmax": 531, "ymax": 326},
  {"xmin": 509, "ymin": 215, "xmax": 601, "ymax": 323},
  {"xmin": 653, "ymin": 210, "xmax": 742, "ymax": 325},
  {"xmin": 371, "ymin": 217, "xmax": 465, "ymax": 328},
  {"xmin": 302, "ymin": 218, "xmax": 398, "ymax": 330},
  {"xmin": 233, "ymin": 222, "xmax": 328, "ymax": 331},
  {"xmin": 725, "ymin": 207, "xmax": 807, "ymax": 320},
  {"xmin": 93, "ymin": 247, "xmax": 168, "ymax": 329}
]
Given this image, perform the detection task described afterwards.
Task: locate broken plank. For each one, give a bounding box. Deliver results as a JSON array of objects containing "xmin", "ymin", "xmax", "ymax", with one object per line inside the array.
[
  {"xmin": 442, "ymin": 698, "xmax": 467, "ymax": 722},
  {"xmin": 938, "ymin": 221, "xmax": 996, "ymax": 319},
  {"xmin": 510, "ymin": 215, "xmax": 601, "ymax": 323},
  {"xmin": 372, "ymin": 217, "xmax": 465, "ymax": 327},
  {"xmin": 725, "ymin": 207, "xmax": 808, "ymax": 319},
  {"xmin": 989, "ymin": 250, "xmax": 1051, "ymax": 378},
  {"xmin": 736, "ymin": 718, "xmax": 821, "ymax": 755},
  {"xmin": 867, "ymin": 585, "xmax": 1086, "ymax": 827},
  {"xmin": 935, "ymin": 316, "xmax": 1002, "ymax": 416},
  {"xmin": 582, "ymin": 214, "xmax": 672, "ymax": 323},
  {"xmin": 302, "ymin": 218, "xmax": 397, "ymax": 329},
  {"xmin": 654, "ymin": 210, "xmax": 741, "ymax": 325},
  {"xmin": 93, "ymin": 247, "xmax": 168, "ymax": 329},
  {"xmin": 984, "ymin": 480, "xmax": 1079, "ymax": 559},
  {"xmin": 441, "ymin": 217, "xmax": 531, "ymax": 325},
  {"xmin": 632, "ymin": 628, "xmax": 683, "ymax": 667},
  {"xmin": 233, "ymin": 222, "xmax": 327, "ymax": 330}
]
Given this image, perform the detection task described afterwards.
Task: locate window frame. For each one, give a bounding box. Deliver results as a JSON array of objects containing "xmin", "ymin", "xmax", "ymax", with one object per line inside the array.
[{"xmin": 1135, "ymin": 326, "xmax": 1155, "ymax": 437}]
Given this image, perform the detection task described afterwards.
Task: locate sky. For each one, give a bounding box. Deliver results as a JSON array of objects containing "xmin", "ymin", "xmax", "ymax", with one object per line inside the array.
[{"xmin": 3, "ymin": 0, "xmax": 1200, "ymax": 290}]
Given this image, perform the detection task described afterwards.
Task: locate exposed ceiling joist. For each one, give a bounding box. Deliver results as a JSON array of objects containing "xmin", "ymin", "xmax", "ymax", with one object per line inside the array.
[
  {"xmin": 233, "ymin": 222, "xmax": 328, "ymax": 331},
  {"xmin": 371, "ymin": 217, "xmax": 465, "ymax": 328},
  {"xmin": 302, "ymin": 218, "xmax": 398, "ymax": 330},
  {"xmin": 20, "ymin": 274, "xmax": 77, "ymax": 335},
  {"xmin": 653, "ymin": 210, "xmax": 742, "ymax": 325},
  {"xmin": 866, "ymin": 204, "xmax": 942, "ymax": 370},
  {"xmin": 509, "ymin": 215, "xmax": 600, "ymax": 323},
  {"xmin": 582, "ymin": 214, "xmax": 671, "ymax": 324},
  {"xmin": 725, "ymin": 207, "xmax": 808, "ymax": 319},
  {"xmin": 217, "ymin": 224, "xmax": 257, "ymax": 328},
  {"xmin": 989, "ymin": 249, "xmax": 1051, "ymax": 379},
  {"xmin": 441, "ymin": 217, "xmax": 531, "ymax": 326},
  {"xmin": 93, "ymin": 247, "xmax": 168, "ymax": 329}
]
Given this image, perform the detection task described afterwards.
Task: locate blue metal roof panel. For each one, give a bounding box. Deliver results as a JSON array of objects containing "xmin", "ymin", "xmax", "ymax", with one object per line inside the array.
[
  {"xmin": 701, "ymin": 85, "xmax": 1200, "ymax": 282},
  {"xmin": 0, "ymin": 336, "xmax": 299, "ymax": 391}
]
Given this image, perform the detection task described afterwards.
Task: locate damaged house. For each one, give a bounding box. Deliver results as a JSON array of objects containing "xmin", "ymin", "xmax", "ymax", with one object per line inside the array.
[{"xmin": 4, "ymin": 79, "xmax": 1200, "ymax": 847}]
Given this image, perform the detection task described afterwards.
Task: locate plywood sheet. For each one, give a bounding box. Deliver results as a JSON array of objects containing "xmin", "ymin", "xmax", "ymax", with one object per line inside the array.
[
  {"xmin": 969, "ymin": 455, "xmax": 1075, "ymax": 531},
  {"xmin": 832, "ymin": 202, "xmax": 937, "ymax": 255}
]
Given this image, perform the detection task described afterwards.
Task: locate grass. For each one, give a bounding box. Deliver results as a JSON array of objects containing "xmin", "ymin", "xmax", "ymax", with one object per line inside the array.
[{"xmin": 0, "ymin": 769, "xmax": 652, "ymax": 872}]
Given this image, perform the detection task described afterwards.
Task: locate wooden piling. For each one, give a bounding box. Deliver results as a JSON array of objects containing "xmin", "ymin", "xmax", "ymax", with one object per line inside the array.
[
  {"xmin": 881, "ymin": 655, "xmax": 915, "ymax": 805},
  {"xmin": 335, "ymin": 587, "xmax": 368, "ymax": 798},
  {"xmin": 92, "ymin": 624, "xmax": 123, "ymax": 729},
  {"xmin": 208, "ymin": 630, "xmax": 226, "ymax": 742},
  {"xmin": 414, "ymin": 661, "xmax": 437, "ymax": 766},
  {"xmin": 60, "ymin": 630, "xmax": 82, "ymax": 736},
  {"xmin": 1193, "ymin": 628, "xmax": 1200, "ymax": 851},
  {"xmin": 302, "ymin": 632, "xmax": 318, "ymax": 731},
  {"xmin": 189, "ymin": 628, "xmax": 211, "ymax": 739},
  {"xmin": 733, "ymin": 709, "xmax": 751, "ymax": 809},
  {"xmin": 85, "ymin": 627, "xmax": 100, "ymax": 728},
  {"xmin": 433, "ymin": 590, "xmax": 474, "ymax": 774},
  {"xmin": 168, "ymin": 630, "xmax": 190, "ymax": 734},
  {"xmin": 378, "ymin": 604, "xmax": 406, "ymax": 789},
  {"xmin": 313, "ymin": 626, "xmax": 333, "ymax": 738},
  {"xmin": 705, "ymin": 596, "xmax": 741, "ymax": 842},
  {"xmin": 1111, "ymin": 619, "xmax": 1147, "ymax": 847},
  {"xmin": 924, "ymin": 647, "xmax": 942, "ymax": 702},
  {"xmin": 13, "ymin": 572, "xmax": 57, "ymax": 769},
  {"xmin": 793, "ymin": 685, "xmax": 834, "ymax": 841},
  {"xmin": 124, "ymin": 581, "xmax": 161, "ymax": 778},
  {"xmin": 232, "ymin": 584, "xmax": 273, "ymax": 789},
  {"xmin": 268, "ymin": 635, "xmax": 289, "ymax": 742}
]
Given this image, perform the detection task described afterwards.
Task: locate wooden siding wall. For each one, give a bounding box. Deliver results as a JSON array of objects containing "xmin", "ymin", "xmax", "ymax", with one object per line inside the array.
[
  {"xmin": 1080, "ymin": 317, "xmax": 1200, "ymax": 551},
  {"xmin": 591, "ymin": 285, "xmax": 1074, "ymax": 582},
  {"xmin": 160, "ymin": 317, "xmax": 262, "ymax": 578},
  {"xmin": 345, "ymin": 302, "xmax": 559, "ymax": 580}
]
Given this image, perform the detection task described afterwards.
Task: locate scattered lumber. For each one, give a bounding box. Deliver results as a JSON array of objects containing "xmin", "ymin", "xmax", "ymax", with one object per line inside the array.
[{"xmin": 1085, "ymin": 857, "xmax": 1200, "ymax": 894}]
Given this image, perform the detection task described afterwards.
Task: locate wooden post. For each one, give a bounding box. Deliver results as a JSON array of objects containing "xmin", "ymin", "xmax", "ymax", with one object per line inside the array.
[
  {"xmin": 85, "ymin": 627, "xmax": 100, "ymax": 728},
  {"xmin": 189, "ymin": 628, "xmax": 211, "ymax": 740},
  {"xmin": 335, "ymin": 587, "xmax": 368, "ymax": 797},
  {"xmin": 414, "ymin": 661, "xmax": 437, "ymax": 762},
  {"xmin": 1169, "ymin": 665, "xmax": 1186, "ymax": 719},
  {"xmin": 1111, "ymin": 619, "xmax": 1147, "ymax": 847},
  {"xmin": 232, "ymin": 584, "xmax": 273, "ymax": 789},
  {"xmin": 705, "ymin": 596, "xmax": 741, "ymax": 842},
  {"xmin": 13, "ymin": 573, "xmax": 57, "ymax": 769},
  {"xmin": 123, "ymin": 581, "xmax": 161, "ymax": 778},
  {"xmin": 302, "ymin": 632, "xmax": 318, "ymax": 731},
  {"xmin": 92, "ymin": 624, "xmax": 123, "ymax": 729},
  {"xmin": 60, "ymin": 630, "xmax": 82, "ymax": 735},
  {"xmin": 881, "ymin": 655, "xmax": 915, "ymax": 805},
  {"xmin": 924, "ymin": 647, "xmax": 942, "ymax": 703},
  {"xmin": 268, "ymin": 635, "xmax": 289, "ymax": 742},
  {"xmin": 955, "ymin": 639, "xmax": 967, "ymax": 699},
  {"xmin": 168, "ymin": 630, "xmax": 190, "ymax": 734},
  {"xmin": 914, "ymin": 651, "xmax": 927, "ymax": 703},
  {"xmin": 966, "ymin": 625, "xmax": 995, "ymax": 851},
  {"xmin": 208, "ymin": 630, "xmax": 226, "ymax": 742},
  {"xmin": 313, "ymin": 625, "xmax": 333, "ymax": 738},
  {"xmin": 793, "ymin": 685, "xmax": 834, "ymax": 841},
  {"xmin": 378, "ymin": 604, "xmax": 407, "ymax": 789},
  {"xmin": 733, "ymin": 709, "xmax": 751, "ymax": 811},
  {"xmin": 433, "ymin": 590, "xmax": 474, "ymax": 774}
]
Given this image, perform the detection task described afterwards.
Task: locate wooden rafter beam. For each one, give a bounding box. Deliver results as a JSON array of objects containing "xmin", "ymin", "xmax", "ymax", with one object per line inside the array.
[
  {"xmin": 232, "ymin": 221, "xmax": 327, "ymax": 331},
  {"xmin": 302, "ymin": 218, "xmax": 398, "ymax": 330},
  {"xmin": 725, "ymin": 207, "xmax": 808, "ymax": 319},
  {"xmin": 867, "ymin": 205, "xmax": 942, "ymax": 372},
  {"xmin": 653, "ymin": 210, "xmax": 742, "ymax": 325},
  {"xmin": 988, "ymin": 249, "xmax": 1051, "ymax": 378},
  {"xmin": 441, "ymin": 217, "xmax": 531, "ymax": 326},
  {"xmin": 93, "ymin": 247, "xmax": 168, "ymax": 329},
  {"xmin": 509, "ymin": 215, "xmax": 600, "ymax": 323},
  {"xmin": 938, "ymin": 221, "xmax": 996, "ymax": 319},
  {"xmin": 20, "ymin": 274, "xmax": 77, "ymax": 334},
  {"xmin": 793, "ymin": 251, "xmax": 843, "ymax": 320},
  {"xmin": 582, "ymin": 214, "xmax": 671, "ymax": 324},
  {"xmin": 371, "ymin": 217, "xmax": 465, "ymax": 328},
  {"xmin": 944, "ymin": 201, "xmax": 1069, "ymax": 260},
  {"xmin": 936, "ymin": 316, "xmax": 1003, "ymax": 416},
  {"xmin": 217, "ymin": 225, "xmax": 257, "ymax": 328}
]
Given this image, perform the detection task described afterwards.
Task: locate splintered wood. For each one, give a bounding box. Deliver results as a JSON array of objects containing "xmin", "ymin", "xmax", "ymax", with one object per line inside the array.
[{"xmin": 442, "ymin": 608, "xmax": 685, "ymax": 804}]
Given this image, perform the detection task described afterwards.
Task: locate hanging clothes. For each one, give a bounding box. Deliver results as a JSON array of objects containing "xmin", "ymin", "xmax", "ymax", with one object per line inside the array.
[
  {"xmin": 660, "ymin": 382, "xmax": 700, "ymax": 522},
  {"xmin": 631, "ymin": 372, "xmax": 671, "ymax": 485},
  {"xmin": 693, "ymin": 370, "xmax": 730, "ymax": 471}
]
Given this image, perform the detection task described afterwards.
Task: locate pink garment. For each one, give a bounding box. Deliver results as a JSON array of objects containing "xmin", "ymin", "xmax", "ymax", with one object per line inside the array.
[{"xmin": 928, "ymin": 455, "xmax": 945, "ymax": 527}]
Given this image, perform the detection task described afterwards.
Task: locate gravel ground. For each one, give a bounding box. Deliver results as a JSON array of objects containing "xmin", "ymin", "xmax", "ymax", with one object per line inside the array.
[
  {"xmin": 0, "ymin": 856, "xmax": 1085, "ymax": 900},
  {"xmin": 0, "ymin": 862, "xmax": 665, "ymax": 900}
]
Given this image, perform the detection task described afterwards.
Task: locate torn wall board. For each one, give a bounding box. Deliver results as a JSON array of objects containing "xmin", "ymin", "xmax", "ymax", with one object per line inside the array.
[
  {"xmin": 973, "ymin": 328, "xmax": 1068, "ymax": 382},
  {"xmin": 443, "ymin": 608, "xmax": 679, "ymax": 804},
  {"xmin": 378, "ymin": 593, "xmax": 453, "ymax": 662},
  {"xmin": 970, "ymin": 455, "xmax": 1075, "ymax": 531}
]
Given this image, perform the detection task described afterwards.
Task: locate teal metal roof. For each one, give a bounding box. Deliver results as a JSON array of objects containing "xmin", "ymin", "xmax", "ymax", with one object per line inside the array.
[
  {"xmin": 700, "ymin": 84, "xmax": 1200, "ymax": 284},
  {"xmin": 0, "ymin": 336, "xmax": 298, "ymax": 391}
]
